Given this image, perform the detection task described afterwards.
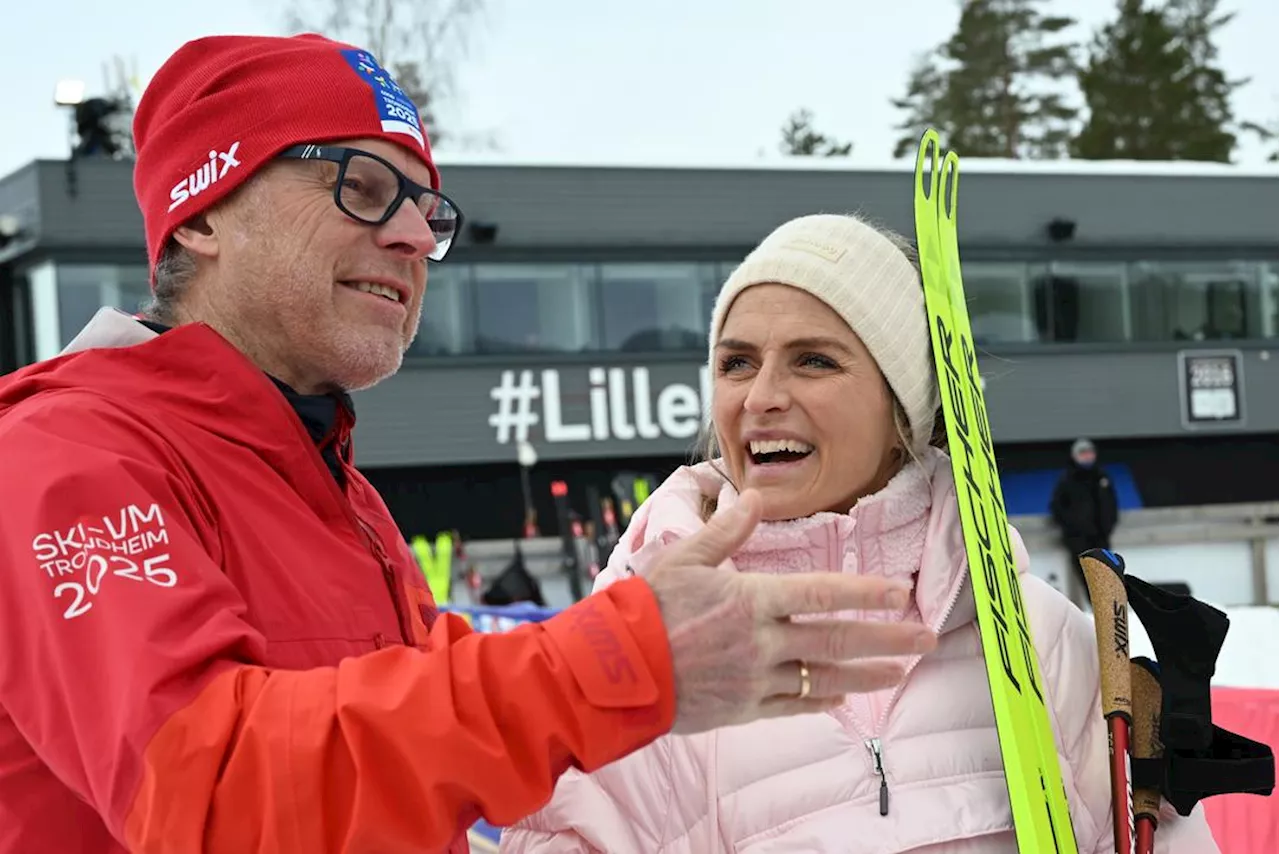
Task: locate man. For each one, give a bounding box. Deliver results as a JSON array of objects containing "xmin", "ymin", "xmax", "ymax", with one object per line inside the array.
[
  {"xmin": 0, "ymin": 34, "xmax": 934, "ymax": 853},
  {"xmin": 1050, "ymin": 437, "xmax": 1120, "ymax": 604}
]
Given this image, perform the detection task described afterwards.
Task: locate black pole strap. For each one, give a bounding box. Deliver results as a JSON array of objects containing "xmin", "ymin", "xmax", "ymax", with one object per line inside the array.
[
  {"xmin": 1124, "ymin": 575, "xmax": 1227, "ymax": 752},
  {"xmin": 1122, "ymin": 577, "xmax": 1275, "ymax": 816},
  {"xmin": 1131, "ymin": 725, "xmax": 1276, "ymax": 816}
]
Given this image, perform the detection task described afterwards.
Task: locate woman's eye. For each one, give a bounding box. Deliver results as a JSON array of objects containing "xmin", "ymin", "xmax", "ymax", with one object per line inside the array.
[
  {"xmin": 718, "ymin": 355, "xmax": 749, "ymax": 373},
  {"xmin": 800, "ymin": 353, "xmax": 837, "ymax": 369}
]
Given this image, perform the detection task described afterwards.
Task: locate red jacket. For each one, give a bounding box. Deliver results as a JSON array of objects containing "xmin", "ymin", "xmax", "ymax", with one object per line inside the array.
[{"xmin": 0, "ymin": 309, "xmax": 674, "ymax": 853}]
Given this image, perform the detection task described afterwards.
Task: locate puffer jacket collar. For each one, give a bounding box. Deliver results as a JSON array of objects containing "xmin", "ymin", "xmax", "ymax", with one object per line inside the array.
[{"xmin": 628, "ymin": 446, "xmax": 975, "ymax": 638}]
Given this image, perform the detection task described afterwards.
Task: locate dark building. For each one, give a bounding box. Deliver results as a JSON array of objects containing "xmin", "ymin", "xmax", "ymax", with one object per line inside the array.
[{"xmin": 1, "ymin": 154, "xmax": 1276, "ymax": 539}]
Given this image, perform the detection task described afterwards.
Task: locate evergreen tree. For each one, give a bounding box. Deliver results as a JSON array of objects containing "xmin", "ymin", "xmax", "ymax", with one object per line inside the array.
[
  {"xmin": 780, "ymin": 109, "xmax": 853, "ymax": 156},
  {"xmin": 890, "ymin": 0, "xmax": 1078, "ymax": 159},
  {"xmin": 1075, "ymin": 0, "xmax": 1240, "ymax": 161},
  {"xmin": 891, "ymin": 54, "xmax": 949, "ymax": 158},
  {"xmin": 1164, "ymin": 0, "xmax": 1242, "ymax": 160},
  {"xmin": 1241, "ymin": 117, "xmax": 1278, "ymax": 162}
]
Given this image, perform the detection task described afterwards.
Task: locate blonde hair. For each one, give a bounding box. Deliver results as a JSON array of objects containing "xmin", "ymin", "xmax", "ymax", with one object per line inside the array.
[{"xmin": 695, "ymin": 218, "xmax": 945, "ymax": 520}]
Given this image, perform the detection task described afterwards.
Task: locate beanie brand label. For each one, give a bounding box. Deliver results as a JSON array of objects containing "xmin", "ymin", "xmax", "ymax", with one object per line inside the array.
[
  {"xmin": 167, "ymin": 142, "xmax": 242, "ymax": 213},
  {"xmin": 781, "ymin": 237, "xmax": 847, "ymax": 263},
  {"xmin": 340, "ymin": 49, "xmax": 425, "ymax": 149}
]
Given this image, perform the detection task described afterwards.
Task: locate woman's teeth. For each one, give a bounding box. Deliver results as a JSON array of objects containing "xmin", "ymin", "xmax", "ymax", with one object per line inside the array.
[{"xmin": 748, "ymin": 439, "xmax": 814, "ymax": 464}]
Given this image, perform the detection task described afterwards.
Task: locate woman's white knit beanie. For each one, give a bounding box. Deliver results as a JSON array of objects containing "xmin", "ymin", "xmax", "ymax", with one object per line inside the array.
[{"xmin": 708, "ymin": 213, "xmax": 940, "ymax": 451}]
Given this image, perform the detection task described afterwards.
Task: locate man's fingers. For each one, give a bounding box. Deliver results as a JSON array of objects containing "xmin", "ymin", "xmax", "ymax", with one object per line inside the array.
[
  {"xmin": 750, "ymin": 572, "xmax": 914, "ymax": 619},
  {"xmin": 763, "ymin": 659, "xmax": 907, "ymax": 703},
  {"xmin": 770, "ymin": 619, "xmax": 937, "ymax": 665},
  {"xmin": 665, "ymin": 489, "xmax": 763, "ymax": 567},
  {"xmin": 755, "ymin": 696, "xmax": 844, "ymax": 721}
]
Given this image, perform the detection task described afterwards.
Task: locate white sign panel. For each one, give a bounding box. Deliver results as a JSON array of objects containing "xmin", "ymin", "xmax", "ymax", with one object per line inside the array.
[{"xmin": 1178, "ymin": 349, "xmax": 1245, "ymax": 430}]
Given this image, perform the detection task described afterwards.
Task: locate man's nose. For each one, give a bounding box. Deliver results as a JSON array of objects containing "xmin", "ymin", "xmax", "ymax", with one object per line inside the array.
[{"xmin": 377, "ymin": 199, "xmax": 439, "ymax": 260}]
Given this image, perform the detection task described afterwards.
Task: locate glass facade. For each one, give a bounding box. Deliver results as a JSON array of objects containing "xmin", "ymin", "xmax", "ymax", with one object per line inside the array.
[
  {"xmin": 32, "ymin": 257, "xmax": 1280, "ymax": 358},
  {"xmin": 471, "ymin": 263, "xmax": 597, "ymax": 354},
  {"xmin": 56, "ymin": 263, "xmax": 151, "ymax": 348},
  {"xmin": 598, "ymin": 262, "xmax": 719, "ymax": 352}
]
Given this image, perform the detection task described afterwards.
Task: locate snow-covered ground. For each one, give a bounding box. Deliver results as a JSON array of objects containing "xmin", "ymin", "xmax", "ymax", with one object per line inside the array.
[{"xmin": 1124, "ymin": 605, "xmax": 1279, "ymax": 690}]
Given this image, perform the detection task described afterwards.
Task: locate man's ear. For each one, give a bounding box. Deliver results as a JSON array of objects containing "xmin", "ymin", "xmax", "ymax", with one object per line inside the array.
[{"xmin": 171, "ymin": 214, "xmax": 217, "ymax": 260}]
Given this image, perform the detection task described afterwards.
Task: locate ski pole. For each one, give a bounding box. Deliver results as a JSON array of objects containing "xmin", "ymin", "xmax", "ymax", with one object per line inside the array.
[
  {"xmin": 1079, "ymin": 549, "xmax": 1134, "ymax": 854},
  {"xmin": 1130, "ymin": 658, "xmax": 1164, "ymax": 854}
]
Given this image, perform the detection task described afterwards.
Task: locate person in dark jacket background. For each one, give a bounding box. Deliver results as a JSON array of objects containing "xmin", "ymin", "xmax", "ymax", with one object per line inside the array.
[{"xmin": 1050, "ymin": 437, "xmax": 1119, "ymax": 605}]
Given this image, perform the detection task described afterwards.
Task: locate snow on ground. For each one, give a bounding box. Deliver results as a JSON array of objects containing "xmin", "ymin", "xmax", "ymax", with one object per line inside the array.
[{"xmin": 1120, "ymin": 605, "xmax": 1279, "ymax": 690}]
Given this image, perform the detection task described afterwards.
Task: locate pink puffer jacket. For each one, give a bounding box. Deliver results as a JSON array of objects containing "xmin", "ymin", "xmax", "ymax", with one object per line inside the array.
[{"xmin": 501, "ymin": 448, "xmax": 1220, "ymax": 853}]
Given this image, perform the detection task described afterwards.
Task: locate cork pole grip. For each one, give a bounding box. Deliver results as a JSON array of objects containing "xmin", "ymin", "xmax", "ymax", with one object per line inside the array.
[
  {"xmin": 1081, "ymin": 550, "xmax": 1135, "ymax": 854},
  {"xmin": 1080, "ymin": 552, "xmax": 1133, "ymax": 722},
  {"xmin": 1131, "ymin": 661, "xmax": 1164, "ymax": 820}
]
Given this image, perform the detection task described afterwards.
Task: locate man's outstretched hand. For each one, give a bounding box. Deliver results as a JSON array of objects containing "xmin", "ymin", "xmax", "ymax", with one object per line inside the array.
[{"xmin": 644, "ymin": 489, "xmax": 937, "ymax": 734}]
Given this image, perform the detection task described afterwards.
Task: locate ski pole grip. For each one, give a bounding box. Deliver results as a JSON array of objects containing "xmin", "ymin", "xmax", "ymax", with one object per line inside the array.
[
  {"xmin": 1131, "ymin": 659, "xmax": 1164, "ymax": 821},
  {"xmin": 1080, "ymin": 549, "xmax": 1132, "ymax": 722}
]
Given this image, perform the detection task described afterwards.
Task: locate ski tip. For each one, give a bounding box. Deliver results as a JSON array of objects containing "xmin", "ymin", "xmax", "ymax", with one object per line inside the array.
[
  {"xmin": 940, "ymin": 150, "xmax": 960, "ymax": 221},
  {"xmin": 914, "ymin": 129, "xmax": 940, "ymax": 202}
]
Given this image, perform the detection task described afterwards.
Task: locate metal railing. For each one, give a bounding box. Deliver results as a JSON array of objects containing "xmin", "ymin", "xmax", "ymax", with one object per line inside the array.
[{"xmin": 1010, "ymin": 501, "xmax": 1278, "ymax": 606}]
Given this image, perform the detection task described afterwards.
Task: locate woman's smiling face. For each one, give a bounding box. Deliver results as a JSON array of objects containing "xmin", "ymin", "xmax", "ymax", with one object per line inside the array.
[{"xmin": 712, "ymin": 284, "xmax": 903, "ymax": 521}]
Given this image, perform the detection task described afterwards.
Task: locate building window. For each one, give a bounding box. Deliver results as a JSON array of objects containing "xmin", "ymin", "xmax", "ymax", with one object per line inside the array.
[
  {"xmin": 1029, "ymin": 262, "xmax": 1130, "ymax": 343},
  {"xmin": 411, "ymin": 263, "xmax": 474, "ymax": 356},
  {"xmin": 1129, "ymin": 261, "xmax": 1261, "ymax": 342},
  {"xmin": 599, "ymin": 263, "xmax": 717, "ymax": 352},
  {"xmin": 55, "ymin": 263, "xmax": 150, "ymax": 348},
  {"xmin": 473, "ymin": 263, "xmax": 597, "ymax": 353},
  {"xmin": 1262, "ymin": 263, "xmax": 1278, "ymax": 339},
  {"xmin": 963, "ymin": 263, "xmax": 1037, "ymax": 344}
]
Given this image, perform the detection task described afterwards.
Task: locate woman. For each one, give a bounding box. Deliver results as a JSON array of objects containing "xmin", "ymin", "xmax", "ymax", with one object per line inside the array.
[{"xmin": 501, "ymin": 214, "xmax": 1219, "ymax": 853}]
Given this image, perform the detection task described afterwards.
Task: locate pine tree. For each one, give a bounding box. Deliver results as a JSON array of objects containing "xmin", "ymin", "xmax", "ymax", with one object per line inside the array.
[
  {"xmin": 1075, "ymin": 0, "xmax": 1241, "ymax": 162},
  {"xmin": 892, "ymin": 54, "xmax": 949, "ymax": 158},
  {"xmin": 1163, "ymin": 0, "xmax": 1242, "ymax": 160},
  {"xmin": 780, "ymin": 109, "xmax": 853, "ymax": 156},
  {"xmin": 1074, "ymin": 0, "xmax": 1193, "ymax": 159},
  {"xmin": 1241, "ymin": 117, "xmax": 1278, "ymax": 162},
  {"xmin": 890, "ymin": 0, "xmax": 1078, "ymax": 159}
]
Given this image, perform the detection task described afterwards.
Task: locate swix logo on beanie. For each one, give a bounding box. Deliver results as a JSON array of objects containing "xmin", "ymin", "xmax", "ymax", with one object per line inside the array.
[{"xmin": 167, "ymin": 142, "xmax": 242, "ymax": 213}]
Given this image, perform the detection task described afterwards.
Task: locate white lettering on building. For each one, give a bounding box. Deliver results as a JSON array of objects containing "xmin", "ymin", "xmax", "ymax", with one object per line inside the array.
[{"xmin": 489, "ymin": 366, "xmax": 711, "ymax": 445}]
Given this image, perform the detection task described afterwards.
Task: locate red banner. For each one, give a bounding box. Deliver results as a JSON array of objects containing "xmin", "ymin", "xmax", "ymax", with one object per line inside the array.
[{"xmin": 1203, "ymin": 686, "xmax": 1278, "ymax": 854}]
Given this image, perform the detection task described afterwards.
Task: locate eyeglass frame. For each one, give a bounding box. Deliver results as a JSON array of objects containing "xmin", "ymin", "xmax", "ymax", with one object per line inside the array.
[{"xmin": 276, "ymin": 143, "xmax": 465, "ymax": 262}]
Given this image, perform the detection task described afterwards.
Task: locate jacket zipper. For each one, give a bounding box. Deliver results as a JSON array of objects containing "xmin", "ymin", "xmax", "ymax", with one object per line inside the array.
[
  {"xmin": 331, "ymin": 414, "xmax": 413, "ymax": 648},
  {"xmin": 865, "ymin": 738, "xmax": 890, "ymax": 815},
  {"xmin": 257, "ymin": 374, "xmax": 411, "ymax": 646},
  {"xmin": 838, "ymin": 531, "xmax": 973, "ymax": 817},
  {"xmin": 354, "ymin": 505, "xmax": 413, "ymax": 646}
]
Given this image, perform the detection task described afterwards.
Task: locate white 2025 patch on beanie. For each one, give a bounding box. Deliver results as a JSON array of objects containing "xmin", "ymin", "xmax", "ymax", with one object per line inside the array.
[{"xmin": 708, "ymin": 213, "xmax": 940, "ymax": 451}]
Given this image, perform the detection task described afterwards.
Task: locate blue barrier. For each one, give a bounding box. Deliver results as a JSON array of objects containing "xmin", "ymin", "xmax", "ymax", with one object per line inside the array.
[
  {"xmin": 444, "ymin": 604, "xmax": 560, "ymax": 848},
  {"xmin": 470, "ymin": 819, "xmax": 502, "ymax": 847},
  {"xmin": 441, "ymin": 602, "xmax": 560, "ymax": 634},
  {"xmin": 1000, "ymin": 464, "xmax": 1144, "ymax": 517}
]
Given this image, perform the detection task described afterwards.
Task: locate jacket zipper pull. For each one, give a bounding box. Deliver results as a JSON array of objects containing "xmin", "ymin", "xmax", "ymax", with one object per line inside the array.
[{"xmin": 866, "ymin": 738, "xmax": 890, "ymax": 816}]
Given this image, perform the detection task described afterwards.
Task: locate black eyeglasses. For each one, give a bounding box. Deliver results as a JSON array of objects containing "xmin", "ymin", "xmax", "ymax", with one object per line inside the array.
[{"xmin": 277, "ymin": 144, "xmax": 463, "ymax": 262}]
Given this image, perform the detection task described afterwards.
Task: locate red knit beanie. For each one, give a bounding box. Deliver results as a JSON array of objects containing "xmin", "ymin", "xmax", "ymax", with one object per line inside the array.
[{"xmin": 132, "ymin": 33, "xmax": 441, "ymax": 278}]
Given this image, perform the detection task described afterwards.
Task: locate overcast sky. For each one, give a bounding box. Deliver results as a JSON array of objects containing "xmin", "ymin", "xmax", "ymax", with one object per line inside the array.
[{"xmin": 1, "ymin": 0, "xmax": 1276, "ymax": 180}]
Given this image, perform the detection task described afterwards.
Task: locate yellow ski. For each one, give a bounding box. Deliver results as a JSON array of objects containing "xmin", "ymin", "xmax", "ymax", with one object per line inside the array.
[{"xmin": 913, "ymin": 129, "xmax": 1077, "ymax": 853}]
